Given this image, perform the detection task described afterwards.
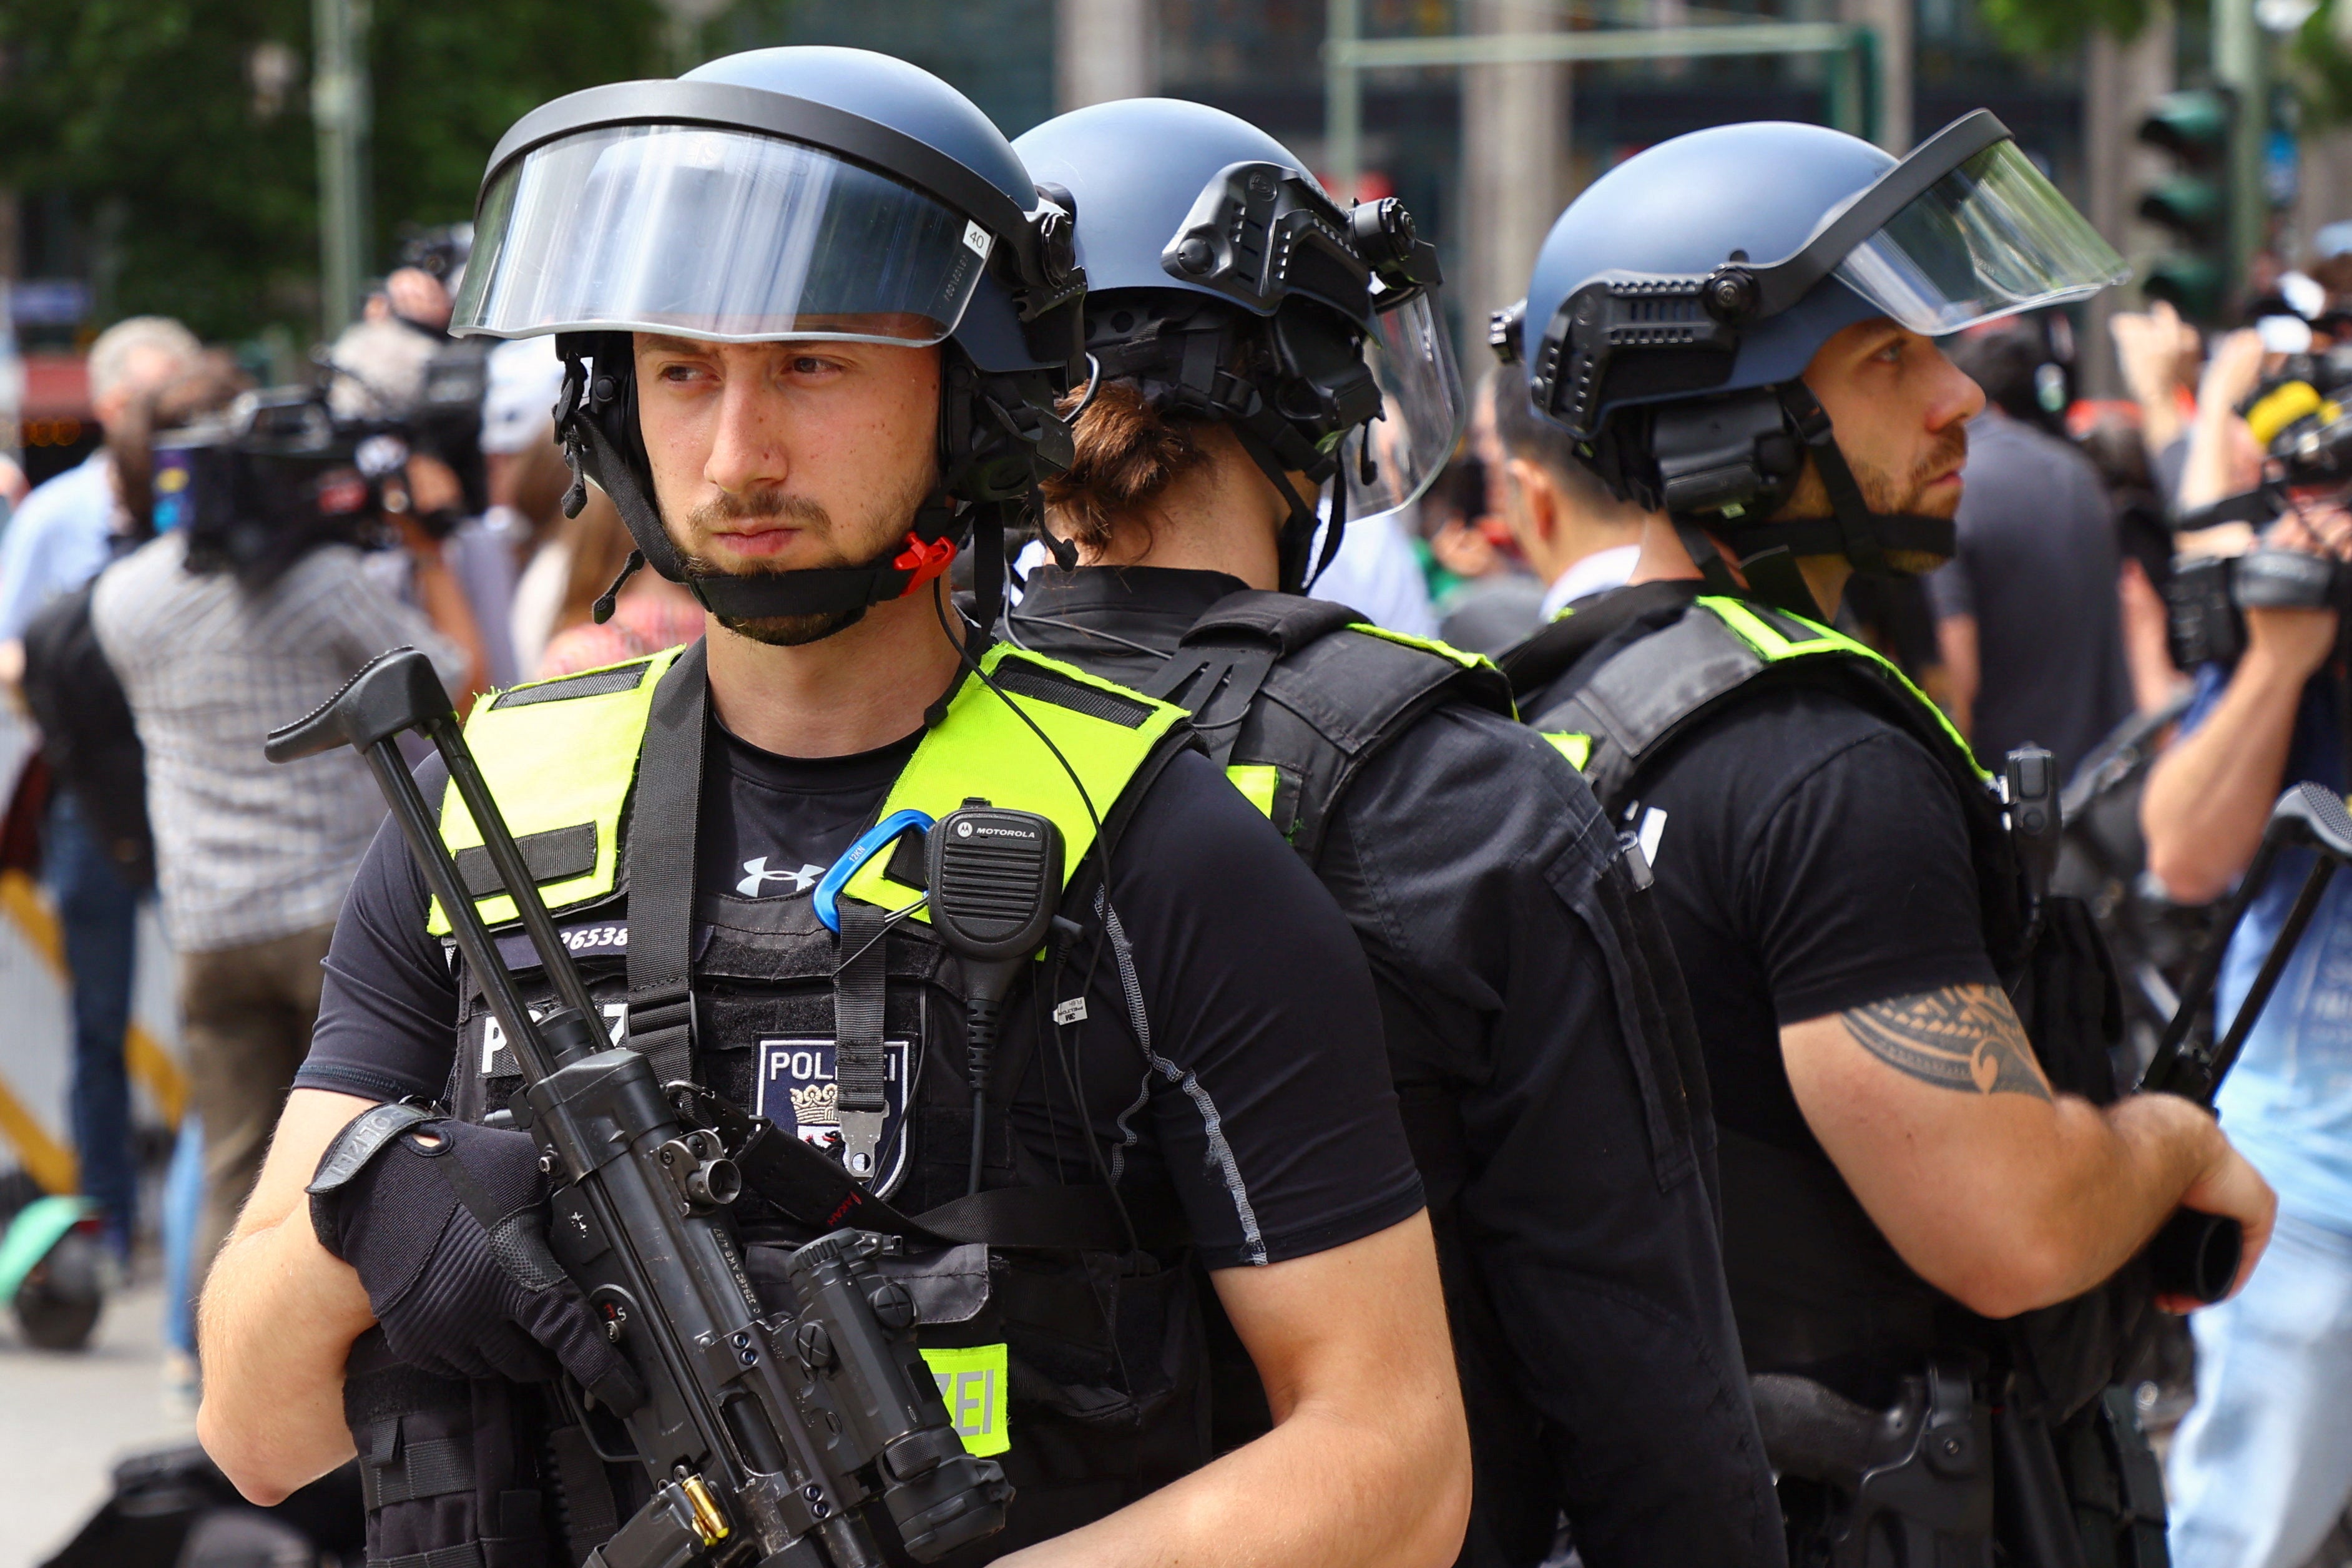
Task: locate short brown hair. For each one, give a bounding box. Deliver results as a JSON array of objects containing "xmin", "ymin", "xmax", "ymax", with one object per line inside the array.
[{"xmin": 1039, "ymin": 380, "xmax": 1212, "ymax": 555}]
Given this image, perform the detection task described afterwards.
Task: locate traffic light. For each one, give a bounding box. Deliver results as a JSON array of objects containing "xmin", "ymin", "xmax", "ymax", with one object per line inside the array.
[{"xmin": 2137, "ymin": 89, "xmax": 2235, "ymax": 323}]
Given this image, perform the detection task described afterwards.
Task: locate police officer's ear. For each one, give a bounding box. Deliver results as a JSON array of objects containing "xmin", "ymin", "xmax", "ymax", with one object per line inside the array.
[{"xmin": 1499, "ymin": 456, "xmax": 1561, "ymax": 554}]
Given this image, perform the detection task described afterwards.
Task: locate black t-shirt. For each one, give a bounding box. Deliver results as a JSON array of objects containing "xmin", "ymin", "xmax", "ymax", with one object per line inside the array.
[
  {"xmin": 295, "ymin": 717, "xmax": 1423, "ymax": 1273},
  {"xmin": 1631, "ymin": 680, "xmax": 2001, "ymax": 1157},
  {"xmin": 1521, "ymin": 589, "xmax": 2012, "ymax": 1398},
  {"xmin": 698, "ymin": 719, "xmax": 921, "ymax": 903}
]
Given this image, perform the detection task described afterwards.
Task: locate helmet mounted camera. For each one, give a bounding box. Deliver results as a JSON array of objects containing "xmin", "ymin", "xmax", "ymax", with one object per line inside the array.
[{"xmin": 1014, "ymin": 100, "xmax": 1467, "ymax": 594}]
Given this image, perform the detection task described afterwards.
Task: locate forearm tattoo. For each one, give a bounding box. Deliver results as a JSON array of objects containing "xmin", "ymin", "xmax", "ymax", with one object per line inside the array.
[{"xmin": 1840, "ymin": 986, "xmax": 2052, "ymax": 1100}]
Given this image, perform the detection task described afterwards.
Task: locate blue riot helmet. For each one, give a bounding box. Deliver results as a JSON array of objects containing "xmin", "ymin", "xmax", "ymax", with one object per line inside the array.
[
  {"xmin": 1494, "ymin": 112, "xmax": 2125, "ymax": 618},
  {"xmin": 1014, "ymin": 99, "xmax": 1463, "ymax": 591},
  {"xmin": 451, "ymin": 47, "xmax": 1087, "ymax": 629}
]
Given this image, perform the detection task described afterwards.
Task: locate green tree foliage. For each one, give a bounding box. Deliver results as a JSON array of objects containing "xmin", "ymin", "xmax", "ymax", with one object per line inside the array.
[
  {"xmin": 1977, "ymin": 0, "xmax": 2157, "ymax": 54},
  {"xmin": 0, "ymin": 0, "xmax": 664, "ymax": 343}
]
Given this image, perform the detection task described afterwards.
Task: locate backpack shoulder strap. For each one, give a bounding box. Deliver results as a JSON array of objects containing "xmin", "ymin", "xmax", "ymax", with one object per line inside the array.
[
  {"xmin": 1527, "ymin": 601, "xmax": 1782, "ymax": 811},
  {"xmin": 1135, "ymin": 588, "xmax": 1512, "ymax": 862},
  {"xmin": 1240, "ymin": 622, "xmax": 1512, "ymax": 865},
  {"xmin": 1138, "ymin": 590, "xmax": 1361, "ymax": 767}
]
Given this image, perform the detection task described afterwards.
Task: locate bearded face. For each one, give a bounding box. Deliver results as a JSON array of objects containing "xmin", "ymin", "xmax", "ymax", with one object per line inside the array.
[{"xmin": 632, "ymin": 334, "xmax": 943, "ymax": 643}]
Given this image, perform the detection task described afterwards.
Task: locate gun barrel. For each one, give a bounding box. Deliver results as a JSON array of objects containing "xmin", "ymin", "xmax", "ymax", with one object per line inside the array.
[{"xmin": 355, "ymin": 736, "xmax": 569, "ymax": 1086}]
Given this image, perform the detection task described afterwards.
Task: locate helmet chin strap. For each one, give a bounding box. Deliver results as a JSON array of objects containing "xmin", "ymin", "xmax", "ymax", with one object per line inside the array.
[
  {"xmin": 1670, "ymin": 380, "xmax": 1957, "ymax": 625},
  {"xmin": 1230, "ymin": 421, "xmax": 1326, "ymax": 594},
  {"xmin": 559, "ymin": 359, "xmax": 966, "ymax": 632}
]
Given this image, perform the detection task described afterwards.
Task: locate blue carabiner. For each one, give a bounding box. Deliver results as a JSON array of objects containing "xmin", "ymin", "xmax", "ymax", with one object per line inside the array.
[{"xmin": 813, "ymin": 808, "xmax": 936, "ymax": 934}]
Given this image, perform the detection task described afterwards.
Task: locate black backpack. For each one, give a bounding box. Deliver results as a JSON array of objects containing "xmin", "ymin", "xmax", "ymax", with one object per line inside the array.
[{"xmin": 19, "ymin": 569, "xmax": 154, "ymax": 889}]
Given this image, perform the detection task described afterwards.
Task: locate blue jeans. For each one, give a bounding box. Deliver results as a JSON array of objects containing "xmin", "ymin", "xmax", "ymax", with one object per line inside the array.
[
  {"xmin": 2169, "ymin": 1209, "xmax": 2352, "ymax": 1568},
  {"xmin": 41, "ymin": 792, "xmax": 139, "ymax": 1255}
]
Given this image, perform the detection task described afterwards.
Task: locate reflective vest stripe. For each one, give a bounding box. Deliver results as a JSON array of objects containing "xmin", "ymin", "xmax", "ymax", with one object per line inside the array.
[
  {"xmin": 1225, "ymin": 763, "xmax": 1280, "ymax": 819},
  {"xmin": 1542, "ymin": 731, "xmax": 1594, "ymax": 771},
  {"xmin": 1696, "ymin": 595, "xmax": 1987, "ymax": 781},
  {"xmin": 841, "ymin": 643, "xmax": 1188, "ymax": 919},
  {"xmin": 427, "ymin": 642, "xmax": 1182, "ymax": 936},
  {"xmin": 1346, "ymin": 622, "xmax": 1489, "ymax": 672},
  {"xmin": 428, "ymin": 646, "xmax": 687, "ymax": 935}
]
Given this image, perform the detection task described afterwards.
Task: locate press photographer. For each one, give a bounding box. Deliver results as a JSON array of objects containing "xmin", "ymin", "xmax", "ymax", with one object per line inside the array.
[
  {"xmin": 2144, "ymin": 475, "xmax": 2352, "ymax": 1563},
  {"xmin": 89, "ymin": 384, "xmax": 480, "ymax": 1338}
]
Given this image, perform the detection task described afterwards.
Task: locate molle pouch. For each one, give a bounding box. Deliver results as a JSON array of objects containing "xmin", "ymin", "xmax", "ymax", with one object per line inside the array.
[
  {"xmin": 745, "ymin": 1235, "xmax": 1210, "ymax": 1549},
  {"xmin": 342, "ymin": 1328, "xmax": 552, "ymax": 1568},
  {"xmin": 446, "ymin": 912, "xmax": 635, "ymax": 1125},
  {"xmin": 2014, "ymin": 895, "xmax": 2127, "ymax": 1106},
  {"xmin": 691, "ymin": 891, "xmax": 1002, "ymax": 1220},
  {"xmin": 941, "ymin": 1245, "xmax": 1209, "ymax": 1549},
  {"xmin": 2051, "ymin": 1386, "xmax": 2171, "ymax": 1568}
]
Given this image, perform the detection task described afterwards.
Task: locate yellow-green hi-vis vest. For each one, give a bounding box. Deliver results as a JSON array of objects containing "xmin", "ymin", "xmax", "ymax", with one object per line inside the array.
[
  {"xmin": 1531, "ymin": 593, "xmax": 1988, "ymax": 803},
  {"xmin": 427, "ymin": 640, "xmax": 1191, "ymax": 937}
]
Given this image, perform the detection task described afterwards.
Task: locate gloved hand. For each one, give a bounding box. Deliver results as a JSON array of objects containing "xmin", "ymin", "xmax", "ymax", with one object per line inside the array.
[{"xmin": 310, "ymin": 1112, "xmax": 642, "ymax": 1408}]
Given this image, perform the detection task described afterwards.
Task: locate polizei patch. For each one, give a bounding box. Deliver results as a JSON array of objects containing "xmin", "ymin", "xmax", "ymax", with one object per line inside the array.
[{"xmin": 756, "ymin": 1036, "xmax": 913, "ymax": 1196}]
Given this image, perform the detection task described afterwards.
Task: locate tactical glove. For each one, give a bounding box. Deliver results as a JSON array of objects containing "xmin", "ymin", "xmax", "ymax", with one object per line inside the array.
[{"xmin": 308, "ymin": 1104, "xmax": 641, "ymax": 1409}]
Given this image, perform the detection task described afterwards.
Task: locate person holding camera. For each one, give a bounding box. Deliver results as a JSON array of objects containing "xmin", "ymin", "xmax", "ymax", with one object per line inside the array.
[
  {"xmin": 90, "ymin": 386, "xmax": 481, "ymax": 1327},
  {"xmin": 2144, "ymin": 502, "xmax": 2352, "ymax": 1568}
]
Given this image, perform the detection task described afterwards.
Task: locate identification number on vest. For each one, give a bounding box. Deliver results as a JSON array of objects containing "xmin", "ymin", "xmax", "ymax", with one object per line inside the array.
[
  {"xmin": 755, "ymin": 1036, "xmax": 913, "ymax": 1197},
  {"xmin": 919, "ymin": 1343, "xmax": 1011, "ymax": 1456},
  {"xmin": 491, "ymin": 920, "xmax": 630, "ymax": 971}
]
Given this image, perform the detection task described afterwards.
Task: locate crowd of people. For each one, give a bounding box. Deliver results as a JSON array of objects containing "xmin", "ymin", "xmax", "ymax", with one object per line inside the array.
[
  {"xmin": 9, "ymin": 44, "xmax": 2352, "ymax": 1568},
  {"xmin": 0, "ymin": 267, "xmax": 712, "ymax": 1388}
]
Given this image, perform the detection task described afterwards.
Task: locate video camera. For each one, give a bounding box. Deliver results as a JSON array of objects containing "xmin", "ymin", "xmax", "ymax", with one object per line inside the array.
[
  {"xmin": 2165, "ymin": 547, "xmax": 2349, "ymax": 670},
  {"xmin": 2165, "ymin": 358, "xmax": 2352, "ymax": 670},
  {"xmin": 155, "ymin": 388, "xmax": 418, "ymax": 588}
]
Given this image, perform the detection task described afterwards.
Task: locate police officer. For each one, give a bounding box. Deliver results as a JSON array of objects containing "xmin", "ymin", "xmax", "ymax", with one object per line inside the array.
[
  {"xmin": 1493, "ymin": 115, "xmax": 2275, "ymax": 1561},
  {"xmin": 1001, "ymin": 102, "xmax": 1781, "ymax": 1567},
  {"xmin": 197, "ymin": 49, "xmax": 1472, "ymax": 1568}
]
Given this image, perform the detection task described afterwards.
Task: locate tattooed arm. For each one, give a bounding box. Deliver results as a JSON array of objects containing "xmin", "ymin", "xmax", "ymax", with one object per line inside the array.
[{"xmin": 1781, "ymin": 983, "xmax": 2275, "ymax": 1316}]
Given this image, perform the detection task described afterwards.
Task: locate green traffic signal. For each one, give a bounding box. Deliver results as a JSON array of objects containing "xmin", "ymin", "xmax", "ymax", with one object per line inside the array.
[
  {"xmin": 2137, "ymin": 90, "xmax": 2232, "ymax": 162},
  {"xmin": 2135, "ymin": 89, "xmax": 2237, "ymax": 324},
  {"xmin": 2143, "ymin": 255, "xmax": 2224, "ymax": 323},
  {"xmin": 2138, "ymin": 175, "xmax": 2223, "ymax": 240}
]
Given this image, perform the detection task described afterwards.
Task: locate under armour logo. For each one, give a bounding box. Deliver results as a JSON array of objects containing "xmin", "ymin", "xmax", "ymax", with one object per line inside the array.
[{"xmin": 738, "ymin": 856, "xmax": 826, "ymax": 898}]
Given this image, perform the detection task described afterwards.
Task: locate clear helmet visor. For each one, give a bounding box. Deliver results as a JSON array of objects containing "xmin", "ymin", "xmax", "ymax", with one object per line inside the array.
[
  {"xmin": 1346, "ymin": 288, "xmax": 1468, "ymax": 525},
  {"xmin": 1830, "ymin": 139, "xmax": 2127, "ymax": 336},
  {"xmin": 451, "ymin": 122, "xmax": 998, "ymax": 346}
]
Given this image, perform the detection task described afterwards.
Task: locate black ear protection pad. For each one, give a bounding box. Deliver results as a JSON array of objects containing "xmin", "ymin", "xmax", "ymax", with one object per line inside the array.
[{"xmin": 1646, "ymin": 388, "xmax": 1805, "ymax": 524}]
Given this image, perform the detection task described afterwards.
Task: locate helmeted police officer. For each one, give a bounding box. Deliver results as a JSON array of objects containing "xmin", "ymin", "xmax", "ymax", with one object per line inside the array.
[
  {"xmin": 195, "ymin": 49, "xmax": 1472, "ymax": 1568},
  {"xmin": 1494, "ymin": 114, "xmax": 2275, "ymax": 1562},
  {"xmin": 1000, "ymin": 100, "xmax": 1782, "ymax": 1568}
]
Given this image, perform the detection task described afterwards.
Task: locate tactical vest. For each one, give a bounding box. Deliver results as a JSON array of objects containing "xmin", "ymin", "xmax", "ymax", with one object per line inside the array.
[
  {"xmin": 348, "ymin": 639, "xmax": 1218, "ymax": 1568},
  {"xmin": 1516, "ymin": 591, "xmax": 2147, "ymax": 1398},
  {"xmin": 1127, "ymin": 589, "xmax": 1516, "ymax": 860},
  {"xmin": 1522, "ymin": 591, "xmax": 2028, "ymax": 972}
]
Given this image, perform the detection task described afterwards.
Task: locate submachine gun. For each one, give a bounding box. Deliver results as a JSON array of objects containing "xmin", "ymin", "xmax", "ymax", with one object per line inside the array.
[
  {"xmin": 266, "ymin": 648, "xmax": 1012, "ymax": 1568},
  {"xmin": 2137, "ymin": 781, "xmax": 2352, "ymax": 1302}
]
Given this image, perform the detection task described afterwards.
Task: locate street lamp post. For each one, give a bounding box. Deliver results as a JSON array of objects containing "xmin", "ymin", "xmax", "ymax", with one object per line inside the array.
[{"xmin": 312, "ymin": 0, "xmax": 373, "ymax": 340}]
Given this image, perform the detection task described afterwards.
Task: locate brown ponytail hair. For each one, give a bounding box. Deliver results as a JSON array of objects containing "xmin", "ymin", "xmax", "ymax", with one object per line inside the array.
[{"xmin": 1037, "ymin": 379, "xmax": 1213, "ymax": 556}]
